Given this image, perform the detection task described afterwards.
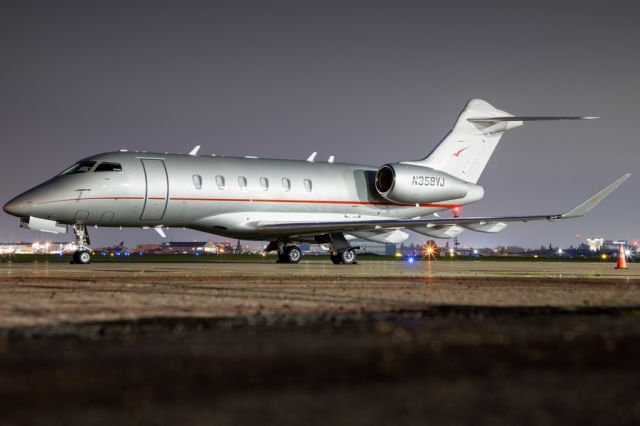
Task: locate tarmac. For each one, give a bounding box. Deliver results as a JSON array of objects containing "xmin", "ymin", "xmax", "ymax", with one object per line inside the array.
[
  {"xmin": 1, "ymin": 260, "xmax": 640, "ymax": 425},
  {"xmin": 0, "ymin": 260, "xmax": 639, "ymax": 327}
]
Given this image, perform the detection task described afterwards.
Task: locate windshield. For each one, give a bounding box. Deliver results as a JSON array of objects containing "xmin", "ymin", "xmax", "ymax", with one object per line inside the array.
[
  {"xmin": 58, "ymin": 161, "xmax": 97, "ymax": 176},
  {"xmin": 94, "ymin": 162, "xmax": 122, "ymax": 172}
]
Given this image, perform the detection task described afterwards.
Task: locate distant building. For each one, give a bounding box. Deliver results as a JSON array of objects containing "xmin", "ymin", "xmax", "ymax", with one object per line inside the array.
[
  {"xmin": 587, "ymin": 238, "xmax": 605, "ymax": 252},
  {"xmin": 0, "ymin": 241, "xmax": 75, "ymax": 255}
]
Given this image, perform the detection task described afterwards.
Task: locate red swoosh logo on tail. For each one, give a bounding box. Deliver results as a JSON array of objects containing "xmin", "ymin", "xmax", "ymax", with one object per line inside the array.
[{"xmin": 453, "ymin": 146, "xmax": 470, "ymax": 157}]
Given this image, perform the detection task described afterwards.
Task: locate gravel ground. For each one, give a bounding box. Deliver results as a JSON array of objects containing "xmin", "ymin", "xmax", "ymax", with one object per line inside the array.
[
  {"xmin": 0, "ymin": 261, "xmax": 639, "ymax": 327},
  {"xmin": 1, "ymin": 261, "xmax": 640, "ymax": 425}
]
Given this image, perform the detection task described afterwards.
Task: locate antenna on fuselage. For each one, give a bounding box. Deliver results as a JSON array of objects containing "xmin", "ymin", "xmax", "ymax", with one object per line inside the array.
[
  {"xmin": 306, "ymin": 152, "xmax": 317, "ymax": 162},
  {"xmin": 189, "ymin": 145, "xmax": 201, "ymax": 156},
  {"xmin": 154, "ymin": 226, "xmax": 166, "ymax": 238},
  {"xmin": 328, "ymin": 155, "xmax": 334, "ymax": 163}
]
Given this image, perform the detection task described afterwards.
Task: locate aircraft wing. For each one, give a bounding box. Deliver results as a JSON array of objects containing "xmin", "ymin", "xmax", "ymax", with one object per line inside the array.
[{"xmin": 256, "ymin": 174, "xmax": 630, "ymax": 237}]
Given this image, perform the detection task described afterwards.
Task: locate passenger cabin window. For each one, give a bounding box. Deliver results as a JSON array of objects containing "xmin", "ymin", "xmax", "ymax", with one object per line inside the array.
[
  {"xmin": 259, "ymin": 177, "xmax": 269, "ymax": 191},
  {"xmin": 238, "ymin": 176, "xmax": 247, "ymax": 190},
  {"xmin": 59, "ymin": 161, "xmax": 96, "ymax": 175},
  {"xmin": 282, "ymin": 178, "xmax": 291, "ymax": 192},
  {"xmin": 215, "ymin": 175, "xmax": 225, "ymax": 190},
  {"xmin": 192, "ymin": 174, "xmax": 203, "ymax": 190},
  {"xmin": 94, "ymin": 162, "xmax": 123, "ymax": 172},
  {"xmin": 304, "ymin": 179, "xmax": 312, "ymax": 193}
]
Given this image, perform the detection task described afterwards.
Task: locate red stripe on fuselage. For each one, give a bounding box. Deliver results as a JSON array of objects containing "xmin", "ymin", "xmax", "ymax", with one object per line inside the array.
[
  {"xmin": 38, "ymin": 196, "xmax": 458, "ymax": 209},
  {"xmin": 168, "ymin": 197, "xmax": 458, "ymax": 208}
]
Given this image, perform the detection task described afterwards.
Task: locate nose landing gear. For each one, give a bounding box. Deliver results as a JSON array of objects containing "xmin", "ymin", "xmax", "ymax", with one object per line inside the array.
[{"xmin": 71, "ymin": 224, "xmax": 92, "ymax": 265}]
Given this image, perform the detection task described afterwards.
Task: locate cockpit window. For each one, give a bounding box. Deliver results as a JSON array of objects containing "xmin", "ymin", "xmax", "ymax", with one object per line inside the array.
[
  {"xmin": 94, "ymin": 162, "xmax": 123, "ymax": 172},
  {"xmin": 58, "ymin": 161, "xmax": 97, "ymax": 175}
]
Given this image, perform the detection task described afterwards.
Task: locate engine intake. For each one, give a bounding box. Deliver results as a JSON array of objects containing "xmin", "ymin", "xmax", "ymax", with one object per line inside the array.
[{"xmin": 375, "ymin": 163, "xmax": 470, "ymax": 204}]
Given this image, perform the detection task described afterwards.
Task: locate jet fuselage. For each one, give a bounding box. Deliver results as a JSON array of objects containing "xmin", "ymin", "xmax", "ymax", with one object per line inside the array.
[{"xmin": 3, "ymin": 151, "xmax": 483, "ymax": 240}]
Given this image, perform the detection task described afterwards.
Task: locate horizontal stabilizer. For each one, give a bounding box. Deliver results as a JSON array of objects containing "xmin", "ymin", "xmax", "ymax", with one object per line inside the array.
[{"xmin": 468, "ymin": 116, "xmax": 598, "ymax": 123}]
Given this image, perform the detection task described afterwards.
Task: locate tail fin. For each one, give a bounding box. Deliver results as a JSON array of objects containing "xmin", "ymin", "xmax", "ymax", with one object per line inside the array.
[{"xmin": 406, "ymin": 99, "xmax": 596, "ymax": 184}]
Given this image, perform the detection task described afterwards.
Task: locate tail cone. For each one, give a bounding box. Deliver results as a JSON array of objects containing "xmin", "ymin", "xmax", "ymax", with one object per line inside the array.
[{"xmin": 615, "ymin": 243, "xmax": 628, "ymax": 270}]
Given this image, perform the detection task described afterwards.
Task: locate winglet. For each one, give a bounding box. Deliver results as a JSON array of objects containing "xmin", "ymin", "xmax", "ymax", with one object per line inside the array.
[{"xmin": 561, "ymin": 174, "xmax": 631, "ymax": 218}]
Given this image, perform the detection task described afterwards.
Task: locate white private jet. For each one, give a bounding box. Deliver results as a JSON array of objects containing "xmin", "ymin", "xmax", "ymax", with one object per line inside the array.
[{"xmin": 3, "ymin": 99, "xmax": 630, "ymax": 264}]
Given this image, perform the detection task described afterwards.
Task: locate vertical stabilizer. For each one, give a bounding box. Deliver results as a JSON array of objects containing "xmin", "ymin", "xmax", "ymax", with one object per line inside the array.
[
  {"xmin": 405, "ymin": 99, "xmax": 596, "ymax": 184},
  {"xmin": 406, "ymin": 99, "xmax": 520, "ymax": 184}
]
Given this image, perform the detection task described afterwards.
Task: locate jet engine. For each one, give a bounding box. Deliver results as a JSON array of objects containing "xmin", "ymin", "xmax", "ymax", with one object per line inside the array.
[{"xmin": 374, "ymin": 163, "xmax": 470, "ymax": 204}]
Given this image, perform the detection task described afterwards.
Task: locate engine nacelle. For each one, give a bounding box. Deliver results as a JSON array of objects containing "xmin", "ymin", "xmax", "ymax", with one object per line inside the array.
[{"xmin": 375, "ymin": 163, "xmax": 470, "ymax": 204}]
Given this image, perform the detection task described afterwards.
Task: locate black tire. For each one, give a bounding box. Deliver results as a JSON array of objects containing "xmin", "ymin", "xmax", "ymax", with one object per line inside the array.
[
  {"xmin": 340, "ymin": 249, "xmax": 357, "ymax": 265},
  {"xmin": 285, "ymin": 246, "xmax": 302, "ymax": 264},
  {"xmin": 77, "ymin": 250, "xmax": 91, "ymax": 265},
  {"xmin": 330, "ymin": 254, "xmax": 342, "ymax": 264},
  {"xmin": 71, "ymin": 251, "xmax": 80, "ymax": 264},
  {"xmin": 277, "ymin": 251, "xmax": 288, "ymax": 263}
]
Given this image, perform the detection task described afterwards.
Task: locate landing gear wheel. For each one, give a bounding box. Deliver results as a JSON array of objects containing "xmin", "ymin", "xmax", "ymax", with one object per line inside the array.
[
  {"xmin": 285, "ymin": 246, "xmax": 302, "ymax": 264},
  {"xmin": 72, "ymin": 250, "xmax": 91, "ymax": 265},
  {"xmin": 330, "ymin": 254, "xmax": 342, "ymax": 264},
  {"xmin": 340, "ymin": 249, "xmax": 357, "ymax": 265}
]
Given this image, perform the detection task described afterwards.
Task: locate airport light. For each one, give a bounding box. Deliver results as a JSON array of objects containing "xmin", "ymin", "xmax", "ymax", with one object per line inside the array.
[{"xmin": 601, "ymin": 253, "xmax": 608, "ymax": 260}]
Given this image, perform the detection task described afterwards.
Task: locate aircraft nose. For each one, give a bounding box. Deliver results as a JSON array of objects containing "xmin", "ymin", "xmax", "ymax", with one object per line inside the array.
[{"xmin": 3, "ymin": 196, "xmax": 30, "ymax": 217}]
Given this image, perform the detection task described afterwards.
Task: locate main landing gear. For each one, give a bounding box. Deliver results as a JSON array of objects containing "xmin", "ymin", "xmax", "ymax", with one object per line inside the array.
[
  {"xmin": 277, "ymin": 245, "xmax": 303, "ymax": 264},
  {"xmin": 266, "ymin": 233, "xmax": 358, "ymax": 265},
  {"xmin": 265, "ymin": 241, "xmax": 303, "ymax": 264},
  {"xmin": 71, "ymin": 224, "xmax": 92, "ymax": 265},
  {"xmin": 330, "ymin": 248, "xmax": 357, "ymax": 265}
]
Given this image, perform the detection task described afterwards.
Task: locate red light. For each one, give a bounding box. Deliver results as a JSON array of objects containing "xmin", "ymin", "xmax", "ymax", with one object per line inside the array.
[
  {"xmin": 452, "ymin": 207, "xmax": 460, "ymax": 218},
  {"xmin": 633, "ymin": 240, "xmax": 638, "ymax": 247}
]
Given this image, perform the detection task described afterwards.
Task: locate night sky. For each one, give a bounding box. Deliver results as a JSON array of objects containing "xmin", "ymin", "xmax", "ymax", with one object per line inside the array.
[{"xmin": 1, "ymin": 0, "xmax": 638, "ymax": 249}]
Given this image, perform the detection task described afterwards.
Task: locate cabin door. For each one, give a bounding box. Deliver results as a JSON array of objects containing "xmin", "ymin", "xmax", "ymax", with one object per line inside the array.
[{"xmin": 140, "ymin": 159, "xmax": 169, "ymax": 221}]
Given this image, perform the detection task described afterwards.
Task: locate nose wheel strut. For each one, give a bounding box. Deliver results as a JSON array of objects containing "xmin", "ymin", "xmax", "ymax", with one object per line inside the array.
[{"xmin": 71, "ymin": 224, "xmax": 92, "ymax": 265}]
